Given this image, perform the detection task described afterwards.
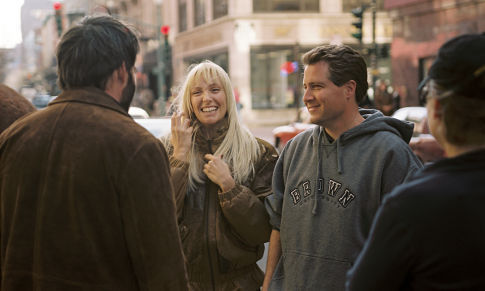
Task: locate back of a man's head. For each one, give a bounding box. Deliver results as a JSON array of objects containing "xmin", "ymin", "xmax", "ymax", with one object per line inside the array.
[
  {"xmin": 56, "ymin": 15, "xmax": 139, "ymax": 91},
  {"xmin": 302, "ymin": 44, "xmax": 368, "ymax": 104}
]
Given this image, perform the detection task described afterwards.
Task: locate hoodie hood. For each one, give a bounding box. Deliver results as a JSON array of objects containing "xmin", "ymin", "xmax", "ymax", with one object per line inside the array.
[
  {"xmin": 311, "ymin": 108, "xmax": 414, "ymax": 168},
  {"xmin": 312, "ymin": 108, "xmax": 414, "ymax": 147}
]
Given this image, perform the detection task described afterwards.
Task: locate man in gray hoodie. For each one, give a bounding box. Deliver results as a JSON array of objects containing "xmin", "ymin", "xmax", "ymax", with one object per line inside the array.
[{"xmin": 263, "ymin": 44, "xmax": 423, "ymax": 291}]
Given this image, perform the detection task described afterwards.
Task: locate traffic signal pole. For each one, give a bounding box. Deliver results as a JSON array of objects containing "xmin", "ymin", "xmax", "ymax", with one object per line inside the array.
[
  {"xmin": 371, "ymin": 0, "xmax": 377, "ymax": 98},
  {"xmin": 154, "ymin": 1, "xmax": 166, "ymax": 116},
  {"xmin": 53, "ymin": 2, "xmax": 63, "ymax": 37}
]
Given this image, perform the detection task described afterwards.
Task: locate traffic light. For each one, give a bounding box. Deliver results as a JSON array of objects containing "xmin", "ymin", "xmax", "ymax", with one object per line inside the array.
[
  {"xmin": 160, "ymin": 25, "xmax": 172, "ymax": 98},
  {"xmin": 53, "ymin": 2, "xmax": 63, "ymax": 37},
  {"xmin": 351, "ymin": 5, "xmax": 366, "ymax": 42}
]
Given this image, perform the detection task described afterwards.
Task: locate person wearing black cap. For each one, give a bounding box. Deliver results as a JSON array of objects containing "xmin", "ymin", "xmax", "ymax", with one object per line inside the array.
[{"xmin": 345, "ymin": 33, "xmax": 485, "ymax": 290}]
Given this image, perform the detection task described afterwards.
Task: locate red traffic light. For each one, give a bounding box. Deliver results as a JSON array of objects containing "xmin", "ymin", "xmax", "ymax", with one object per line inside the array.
[
  {"xmin": 53, "ymin": 2, "xmax": 62, "ymax": 11},
  {"xmin": 160, "ymin": 25, "xmax": 170, "ymax": 36}
]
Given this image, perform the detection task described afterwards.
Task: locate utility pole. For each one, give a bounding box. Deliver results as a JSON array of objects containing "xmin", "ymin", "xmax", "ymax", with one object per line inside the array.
[
  {"xmin": 293, "ymin": 43, "xmax": 301, "ymax": 122},
  {"xmin": 371, "ymin": 0, "xmax": 378, "ymax": 97},
  {"xmin": 154, "ymin": 0, "xmax": 166, "ymax": 116}
]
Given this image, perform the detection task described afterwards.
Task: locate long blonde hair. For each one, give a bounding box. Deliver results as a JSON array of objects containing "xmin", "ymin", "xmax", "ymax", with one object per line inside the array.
[{"xmin": 165, "ymin": 61, "xmax": 261, "ymax": 189}]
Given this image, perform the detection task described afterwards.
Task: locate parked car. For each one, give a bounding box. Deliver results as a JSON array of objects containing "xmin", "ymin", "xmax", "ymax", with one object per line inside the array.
[
  {"xmin": 129, "ymin": 106, "xmax": 171, "ymax": 139},
  {"xmin": 128, "ymin": 106, "xmax": 150, "ymax": 119},
  {"xmin": 391, "ymin": 106, "xmax": 428, "ymax": 137},
  {"xmin": 134, "ymin": 117, "xmax": 171, "ymax": 139},
  {"xmin": 392, "ymin": 107, "xmax": 445, "ymax": 163}
]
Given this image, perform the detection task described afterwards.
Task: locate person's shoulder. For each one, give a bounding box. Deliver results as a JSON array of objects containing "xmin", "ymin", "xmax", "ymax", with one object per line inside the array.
[
  {"xmin": 281, "ymin": 126, "xmax": 317, "ymax": 155},
  {"xmin": 369, "ymin": 129, "xmax": 412, "ymax": 149},
  {"xmin": 384, "ymin": 172, "xmax": 436, "ymax": 205},
  {"xmin": 255, "ymin": 137, "xmax": 279, "ymax": 162},
  {"xmin": 256, "ymin": 137, "xmax": 277, "ymax": 153},
  {"xmin": 291, "ymin": 125, "xmax": 316, "ymax": 144}
]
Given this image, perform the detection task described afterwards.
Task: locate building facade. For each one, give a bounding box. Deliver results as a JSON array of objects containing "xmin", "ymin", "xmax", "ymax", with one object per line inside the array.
[
  {"xmin": 385, "ymin": 0, "xmax": 485, "ymax": 106},
  {"xmin": 162, "ymin": 0, "xmax": 392, "ymax": 125},
  {"xmin": 25, "ymin": 0, "xmax": 394, "ymax": 123}
]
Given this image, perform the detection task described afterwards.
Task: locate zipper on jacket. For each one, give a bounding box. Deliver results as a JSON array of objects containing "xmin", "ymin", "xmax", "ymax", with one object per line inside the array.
[{"xmin": 204, "ymin": 139, "xmax": 216, "ymax": 291}]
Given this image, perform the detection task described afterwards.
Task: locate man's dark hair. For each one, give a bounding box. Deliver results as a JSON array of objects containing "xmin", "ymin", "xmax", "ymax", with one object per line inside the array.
[
  {"xmin": 302, "ymin": 44, "xmax": 368, "ymax": 104},
  {"xmin": 56, "ymin": 15, "xmax": 139, "ymax": 91}
]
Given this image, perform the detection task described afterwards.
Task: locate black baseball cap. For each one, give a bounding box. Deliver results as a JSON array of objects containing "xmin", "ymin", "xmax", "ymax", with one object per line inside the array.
[{"xmin": 426, "ymin": 33, "xmax": 485, "ymax": 98}]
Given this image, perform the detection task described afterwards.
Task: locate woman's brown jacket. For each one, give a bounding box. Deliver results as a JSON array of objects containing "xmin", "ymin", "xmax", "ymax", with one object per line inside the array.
[{"xmin": 168, "ymin": 127, "xmax": 278, "ymax": 290}]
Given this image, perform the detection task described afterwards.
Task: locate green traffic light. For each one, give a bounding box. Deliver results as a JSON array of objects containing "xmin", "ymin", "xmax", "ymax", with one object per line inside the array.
[
  {"xmin": 352, "ymin": 32, "xmax": 362, "ymax": 40},
  {"xmin": 351, "ymin": 5, "xmax": 366, "ymax": 42}
]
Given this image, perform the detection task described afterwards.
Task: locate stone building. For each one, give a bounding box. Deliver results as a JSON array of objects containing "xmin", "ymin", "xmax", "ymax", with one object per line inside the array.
[{"xmin": 385, "ymin": 0, "xmax": 485, "ymax": 106}]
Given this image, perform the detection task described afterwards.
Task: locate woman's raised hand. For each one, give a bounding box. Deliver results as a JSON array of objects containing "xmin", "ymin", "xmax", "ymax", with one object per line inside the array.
[{"xmin": 171, "ymin": 111, "xmax": 193, "ymax": 162}]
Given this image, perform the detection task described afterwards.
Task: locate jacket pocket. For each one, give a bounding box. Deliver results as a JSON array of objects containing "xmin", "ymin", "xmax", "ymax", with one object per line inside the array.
[
  {"xmin": 279, "ymin": 250, "xmax": 352, "ymax": 291},
  {"xmin": 215, "ymin": 212, "xmax": 264, "ymax": 269}
]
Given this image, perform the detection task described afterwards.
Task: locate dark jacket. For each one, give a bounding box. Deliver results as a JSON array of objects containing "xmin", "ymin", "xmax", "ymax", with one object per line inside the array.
[
  {"xmin": 168, "ymin": 126, "xmax": 278, "ymax": 290},
  {"xmin": 0, "ymin": 88, "xmax": 188, "ymax": 290},
  {"xmin": 346, "ymin": 149, "xmax": 485, "ymax": 290}
]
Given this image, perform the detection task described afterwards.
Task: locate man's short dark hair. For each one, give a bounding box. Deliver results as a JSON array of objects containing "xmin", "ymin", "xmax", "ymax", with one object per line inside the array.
[
  {"xmin": 56, "ymin": 15, "xmax": 139, "ymax": 91},
  {"xmin": 302, "ymin": 44, "xmax": 368, "ymax": 104}
]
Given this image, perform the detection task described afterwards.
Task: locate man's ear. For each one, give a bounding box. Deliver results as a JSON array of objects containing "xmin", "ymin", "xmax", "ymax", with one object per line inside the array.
[
  {"xmin": 343, "ymin": 80, "xmax": 357, "ymax": 100},
  {"xmin": 430, "ymin": 98, "xmax": 444, "ymax": 120},
  {"xmin": 115, "ymin": 62, "xmax": 129, "ymax": 87},
  {"xmin": 105, "ymin": 62, "xmax": 129, "ymax": 101}
]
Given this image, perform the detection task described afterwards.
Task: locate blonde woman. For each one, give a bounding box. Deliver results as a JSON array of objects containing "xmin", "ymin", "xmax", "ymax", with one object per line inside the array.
[{"xmin": 162, "ymin": 61, "xmax": 278, "ymax": 290}]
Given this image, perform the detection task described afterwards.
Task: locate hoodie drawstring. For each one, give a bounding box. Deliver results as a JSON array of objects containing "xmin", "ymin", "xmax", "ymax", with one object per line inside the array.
[
  {"xmin": 336, "ymin": 139, "xmax": 343, "ymax": 174},
  {"xmin": 312, "ymin": 129, "xmax": 323, "ymax": 215}
]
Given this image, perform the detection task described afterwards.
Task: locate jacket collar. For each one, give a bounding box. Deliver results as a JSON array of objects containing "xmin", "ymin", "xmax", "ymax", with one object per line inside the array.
[
  {"xmin": 49, "ymin": 87, "xmax": 130, "ymax": 118},
  {"xmin": 195, "ymin": 118, "xmax": 229, "ymax": 153}
]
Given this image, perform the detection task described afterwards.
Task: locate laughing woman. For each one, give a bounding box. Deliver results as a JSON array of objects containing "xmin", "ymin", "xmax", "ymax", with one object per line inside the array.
[{"xmin": 161, "ymin": 61, "xmax": 278, "ymax": 290}]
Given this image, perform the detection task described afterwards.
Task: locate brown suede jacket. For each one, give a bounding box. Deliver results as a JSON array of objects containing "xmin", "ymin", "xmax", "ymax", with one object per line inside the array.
[
  {"xmin": 0, "ymin": 88, "xmax": 188, "ymax": 290},
  {"xmin": 167, "ymin": 125, "xmax": 278, "ymax": 291}
]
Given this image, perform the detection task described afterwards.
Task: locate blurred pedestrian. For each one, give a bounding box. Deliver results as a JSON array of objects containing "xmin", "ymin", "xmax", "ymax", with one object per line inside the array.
[
  {"xmin": 346, "ymin": 33, "xmax": 485, "ymax": 290},
  {"xmin": 162, "ymin": 60, "xmax": 278, "ymax": 290},
  {"xmin": 0, "ymin": 83, "xmax": 36, "ymax": 134},
  {"xmin": 263, "ymin": 44, "xmax": 422, "ymax": 291},
  {"xmin": 233, "ymin": 86, "xmax": 243, "ymax": 114},
  {"xmin": 374, "ymin": 79, "xmax": 395, "ymax": 116},
  {"xmin": 0, "ymin": 15, "xmax": 187, "ymax": 290}
]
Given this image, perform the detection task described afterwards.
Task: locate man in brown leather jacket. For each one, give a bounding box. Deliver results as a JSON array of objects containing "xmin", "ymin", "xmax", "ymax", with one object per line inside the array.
[{"xmin": 0, "ymin": 16, "xmax": 187, "ymax": 290}]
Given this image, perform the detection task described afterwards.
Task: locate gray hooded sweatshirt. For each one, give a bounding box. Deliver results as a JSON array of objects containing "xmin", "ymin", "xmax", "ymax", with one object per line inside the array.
[{"xmin": 265, "ymin": 109, "xmax": 423, "ymax": 291}]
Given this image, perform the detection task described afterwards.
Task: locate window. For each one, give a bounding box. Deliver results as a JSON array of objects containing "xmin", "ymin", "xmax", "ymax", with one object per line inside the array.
[
  {"xmin": 213, "ymin": 0, "xmax": 228, "ymax": 19},
  {"xmin": 184, "ymin": 50, "xmax": 229, "ymax": 74},
  {"xmin": 251, "ymin": 46, "xmax": 305, "ymax": 109},
  {"xmin": 253, "ymin": 0, "xmax": 319, "ymax": 12},
  {"xmin": 194, "ymin": 0, "xmax": 206, "ymax": 26},
  {"xmin": 178, "ymin": 0, "xmax": 187, "ymax": 32}
]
